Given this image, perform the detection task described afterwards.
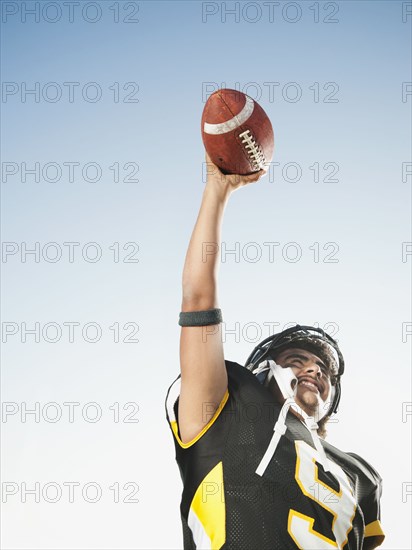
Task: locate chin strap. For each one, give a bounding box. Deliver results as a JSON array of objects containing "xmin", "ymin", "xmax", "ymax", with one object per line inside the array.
[
  {"xmin": 255, "ymin": 397, "xmax": 292, "ymax": 476},
  {"xmin": 253, "ymin": 360, "xmax": 330, "ymax": 476},
  {"xmin": 298, "ymin": 408, "xmax": 330, "ymax": 472}
]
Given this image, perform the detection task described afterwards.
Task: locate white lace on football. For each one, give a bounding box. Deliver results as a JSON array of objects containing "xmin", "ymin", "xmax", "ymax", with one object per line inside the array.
[
  {"xmin": 238, "ymin": 129, "xmax": 266, "ymax": 170},
  {"xmin": 254, "ymin": 360, "xmax": 330, "ymax": 476}
]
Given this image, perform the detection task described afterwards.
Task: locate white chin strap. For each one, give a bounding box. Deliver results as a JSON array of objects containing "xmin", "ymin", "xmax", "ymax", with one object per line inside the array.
[{"xmin": 253, "ymin": 360, "xmax": 331, "ymax": 476}]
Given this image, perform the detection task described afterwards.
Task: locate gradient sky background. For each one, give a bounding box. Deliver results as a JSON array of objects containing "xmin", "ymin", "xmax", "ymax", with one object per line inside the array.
[{"xmin": 1, "ymin": 1, "xmax": 411, "ymax": 548}]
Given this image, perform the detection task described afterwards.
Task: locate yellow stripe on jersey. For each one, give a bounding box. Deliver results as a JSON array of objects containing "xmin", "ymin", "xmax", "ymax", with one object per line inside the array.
[
  {"xmin": 170, "ymin": 389, "xmax": 229, "ymax": 449},
  {"xmin": 364, "ymin": 519, "xmax": 385, "ymax": 538},
  {"xmin": 188, "ymin": 461, "xmax": 226, "ymax": 549}
]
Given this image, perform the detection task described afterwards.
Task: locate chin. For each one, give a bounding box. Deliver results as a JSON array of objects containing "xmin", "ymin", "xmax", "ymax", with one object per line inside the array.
[{"xmin": 296, "ymin": 391, "xmax": 320, "ymax": 417}]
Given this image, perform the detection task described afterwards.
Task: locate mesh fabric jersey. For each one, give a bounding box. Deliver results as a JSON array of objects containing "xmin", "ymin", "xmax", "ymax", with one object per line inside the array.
[{"xmin": 165, "ymin": 361, "xmax": 385, "ymax": 550}]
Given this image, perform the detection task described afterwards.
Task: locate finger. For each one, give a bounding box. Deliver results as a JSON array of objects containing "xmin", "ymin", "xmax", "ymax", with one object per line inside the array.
[
  {"xmin": 244, "ymin": 169, "xmax": 266, "ymax": 183},
  {"xmin": 254, "ymin": 167, "xmax": 268, "ymax": 180}
]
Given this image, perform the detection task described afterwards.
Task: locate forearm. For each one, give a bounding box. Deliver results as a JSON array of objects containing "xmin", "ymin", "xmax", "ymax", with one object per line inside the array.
[{"xmin": 181, "ymin": 181, "xmax": 231, "ymax": 310}]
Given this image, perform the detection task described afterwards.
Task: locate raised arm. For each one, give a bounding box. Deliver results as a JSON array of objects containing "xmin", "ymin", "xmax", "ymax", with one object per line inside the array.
[{"xmin": 178, "ymin": 155, "xmax": 265, "ymax": 443}]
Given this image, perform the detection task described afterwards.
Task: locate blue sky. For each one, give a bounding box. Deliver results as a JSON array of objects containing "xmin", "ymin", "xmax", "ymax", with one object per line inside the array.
[{"xmin": 1, "ymin": 1, "xmax": 411, "ymax": 548}]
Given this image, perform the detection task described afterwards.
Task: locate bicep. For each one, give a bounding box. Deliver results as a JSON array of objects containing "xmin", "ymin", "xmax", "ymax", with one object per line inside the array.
[{"xmin": 178, "ymin": 324, "xmax": 228, "ymax": 444}]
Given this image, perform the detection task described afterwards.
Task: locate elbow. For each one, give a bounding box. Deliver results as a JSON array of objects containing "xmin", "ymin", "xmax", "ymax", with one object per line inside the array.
[{"xmin": 181, "ymin": 287, "xmax": 217, "ymax": 312}]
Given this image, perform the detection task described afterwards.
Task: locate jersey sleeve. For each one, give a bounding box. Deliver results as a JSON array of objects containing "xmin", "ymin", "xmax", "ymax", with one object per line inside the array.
[
  {"xmin": 346, "ymin": 452, "xmax": 385, "ymax": 549},
  {"xmin": 165, "ymin": 374, "xmax": 229, "ymax": 449}
]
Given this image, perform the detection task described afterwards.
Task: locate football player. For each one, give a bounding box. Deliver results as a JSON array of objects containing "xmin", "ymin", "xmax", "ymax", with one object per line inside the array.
[{"xmin": 166, "ymin": 156, "xmax": 385, "ymax": 549}]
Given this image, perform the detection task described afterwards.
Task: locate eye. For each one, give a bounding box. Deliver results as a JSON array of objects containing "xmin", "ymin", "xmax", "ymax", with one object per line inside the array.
[
  {"xmin": 285, "ymin": 360, "xmax": 303, "ymax": 369},
  {"xmin": 321, "ymin": 368, "xmax": 332, "ymax": 381}
]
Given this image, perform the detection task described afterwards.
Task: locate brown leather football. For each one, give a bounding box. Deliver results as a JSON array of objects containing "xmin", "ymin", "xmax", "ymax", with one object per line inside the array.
[{"xmin": 201, "ymin": 88, "xmax": 274, "ymax": 175}]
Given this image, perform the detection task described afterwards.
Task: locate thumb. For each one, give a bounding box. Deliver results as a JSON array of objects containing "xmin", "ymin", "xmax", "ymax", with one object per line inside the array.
[{"xmin": 245, "ymin": 168, "xmax": 267, "ymax": 183}]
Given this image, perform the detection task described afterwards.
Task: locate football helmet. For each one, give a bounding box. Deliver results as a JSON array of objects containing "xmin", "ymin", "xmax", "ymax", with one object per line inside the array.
[{"xmin": 245, "ymin": 324, "xmax": 344, "ymax": 417}]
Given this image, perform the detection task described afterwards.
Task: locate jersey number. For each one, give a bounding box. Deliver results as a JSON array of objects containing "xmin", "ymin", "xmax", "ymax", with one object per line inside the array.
[{"xmin": 288, "ymin": 441, "xmax": 356, "ymax": 549}]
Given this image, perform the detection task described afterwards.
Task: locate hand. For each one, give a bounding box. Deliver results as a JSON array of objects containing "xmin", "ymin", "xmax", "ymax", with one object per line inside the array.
[{"xmin": 205, "ymin": 152, "xmax": 267, "ymax": 198}]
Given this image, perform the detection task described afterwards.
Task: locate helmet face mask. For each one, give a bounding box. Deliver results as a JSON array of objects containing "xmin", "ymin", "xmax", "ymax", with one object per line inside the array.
[
  {"xmin": 269, "ymin": 338, "xmax": 339, "ymax": 384},
  {"xmin": 245, "ymin": 325, "xmax": 344, "ymax": 417}
]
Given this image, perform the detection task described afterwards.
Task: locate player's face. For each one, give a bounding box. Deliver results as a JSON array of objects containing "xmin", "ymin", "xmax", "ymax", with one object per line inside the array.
[{"xmin": 275, "ymin": 348, "xmax": 331, "ymax": 417}]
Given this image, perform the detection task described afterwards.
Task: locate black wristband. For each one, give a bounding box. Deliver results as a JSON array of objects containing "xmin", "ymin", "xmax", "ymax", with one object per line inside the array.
[{"xmin": 179, "ymin": 308, "xmax": 222, "ymax": 327}]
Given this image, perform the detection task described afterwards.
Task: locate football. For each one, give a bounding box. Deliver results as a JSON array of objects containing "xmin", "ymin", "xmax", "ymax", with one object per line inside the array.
[{"xmin": 201, "ymin": 89, "xmax": 274, "ymax": 175}]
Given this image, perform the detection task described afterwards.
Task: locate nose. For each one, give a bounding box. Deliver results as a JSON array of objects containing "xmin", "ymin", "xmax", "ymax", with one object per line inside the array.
[{"xmin": 304, "ymin": 363, "xmax": 322, "ymax": 378}]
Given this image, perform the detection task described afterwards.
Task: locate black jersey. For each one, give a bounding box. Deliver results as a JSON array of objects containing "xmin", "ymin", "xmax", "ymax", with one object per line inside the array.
[{"xmin": 165, "ymin": 360, "xmax": 385, "ymax": 550}]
